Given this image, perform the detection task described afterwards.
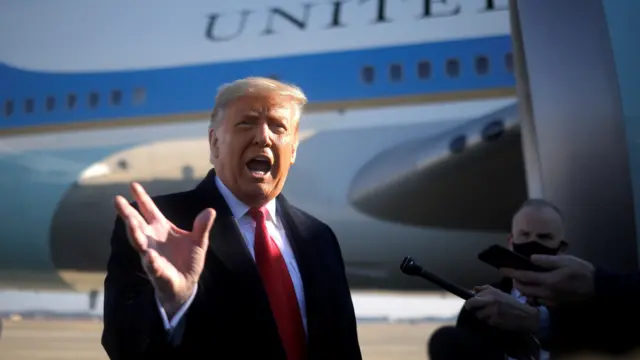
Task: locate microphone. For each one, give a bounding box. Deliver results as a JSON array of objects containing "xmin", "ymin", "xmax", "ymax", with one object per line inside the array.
[
  {"xmin": 401, "ymin": 257, "xmax": 540, "ymax": 358},
  {"xmin": 400, "ymin": 256, "xmax": 475, "ymax": 300}
]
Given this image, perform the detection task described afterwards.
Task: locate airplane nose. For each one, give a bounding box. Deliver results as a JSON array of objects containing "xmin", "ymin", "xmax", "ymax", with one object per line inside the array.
[{"xmin": 348, "ymin": 103, "xmax": 525, "ymax": 232}]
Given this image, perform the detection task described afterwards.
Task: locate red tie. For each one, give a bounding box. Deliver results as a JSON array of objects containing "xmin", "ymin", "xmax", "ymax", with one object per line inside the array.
[{"xmin": 250, "ymin": 207, "xmax": 306, "ymax": 360}]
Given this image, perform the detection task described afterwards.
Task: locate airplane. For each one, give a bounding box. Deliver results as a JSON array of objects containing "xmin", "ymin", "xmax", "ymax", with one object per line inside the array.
[{"xmin": 0, "ymin": 0, "xmax": 525, "ymax": 308}]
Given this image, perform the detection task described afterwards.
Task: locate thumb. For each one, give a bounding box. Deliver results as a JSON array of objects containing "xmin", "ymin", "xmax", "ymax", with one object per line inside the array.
[
  {"xmin": 192, "ymin": 208, "xmax": 216, "ymax": 249},
  {"xmin": 530, "ymin": 254, "xmax": 565, "ymax": 270},
  {"xmin": 473, "ymin": 284, "xmax": 492, "ymax": 293},
  {"xmin": 143, "ymin": 248, "xmax": 167, "ymax": 279}
]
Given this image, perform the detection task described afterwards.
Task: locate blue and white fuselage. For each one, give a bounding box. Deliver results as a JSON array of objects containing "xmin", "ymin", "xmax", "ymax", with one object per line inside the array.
[{"xmin": 0, "ymin": 0, "xmax": 520, "ymax": 292}]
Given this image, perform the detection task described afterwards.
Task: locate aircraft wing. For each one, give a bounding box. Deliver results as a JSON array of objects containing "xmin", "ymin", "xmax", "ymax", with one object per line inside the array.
[{"xmin": 348, "ymin": 103, "xmax": 527, "ymax": 233}]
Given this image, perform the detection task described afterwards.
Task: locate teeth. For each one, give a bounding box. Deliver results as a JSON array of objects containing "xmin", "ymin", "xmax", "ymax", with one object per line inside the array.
[
  {"xmin": 246, "ymin": 155, "xmax": 272, "ymax": 175},
  {"xmin": 253, "ymin": 155, "xmax": 269, "ymax": 162}
]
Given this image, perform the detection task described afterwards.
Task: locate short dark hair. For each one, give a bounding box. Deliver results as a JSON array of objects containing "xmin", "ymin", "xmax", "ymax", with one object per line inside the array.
[{"xmin": 516, "ymin": 198, "xmax": 563, "ymax": 219}]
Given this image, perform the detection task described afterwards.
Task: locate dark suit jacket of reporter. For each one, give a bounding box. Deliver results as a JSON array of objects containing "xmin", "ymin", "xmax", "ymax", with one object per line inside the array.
[
  {"xmin": 101, "ymin": 169, "xmax": 362, "ymax": 359},
  {"xmin": 546, "ymin": 269, "xmax": 640, "ymax": 356}
]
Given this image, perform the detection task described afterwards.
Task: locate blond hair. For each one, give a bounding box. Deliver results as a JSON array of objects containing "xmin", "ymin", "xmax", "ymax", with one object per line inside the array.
[{"xmin": 209, "ymin": 77, "xmax": 308, "ymax": 129}]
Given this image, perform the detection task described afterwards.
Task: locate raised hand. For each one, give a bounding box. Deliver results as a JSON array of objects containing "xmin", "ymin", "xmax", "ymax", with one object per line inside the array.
[
  {"xmin": 500, "ymin": 254, "xmax": 596, "ymax": 307},
  {"xmin": 114, "ymin": 182, "xmax": 215, "ymax": 316}
]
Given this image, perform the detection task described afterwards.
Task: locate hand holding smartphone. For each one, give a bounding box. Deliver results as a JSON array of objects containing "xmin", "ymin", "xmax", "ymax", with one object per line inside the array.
[{"xmin": 477, "ymin": 245, "xmax": 548, "ymax": 272}]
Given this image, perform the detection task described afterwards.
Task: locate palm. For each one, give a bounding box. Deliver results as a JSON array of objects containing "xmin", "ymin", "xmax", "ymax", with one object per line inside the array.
[
  {"xmin": 147, "ymin": 219, "xmax": 205, "ymax": 292},
  {"xmin": 115, "ymin": 182, "xmax": 215, "ymax": 306}
]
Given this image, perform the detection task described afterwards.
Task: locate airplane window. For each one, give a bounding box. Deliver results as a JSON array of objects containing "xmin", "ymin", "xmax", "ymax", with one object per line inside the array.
[
  {"xmin": 505, "ymin": 52, "xmax": 514, "ymax": 73},
  {"xmin": 133, "ymin": 88, "xmax": 146, "ymax": 104},
  {"xmin": 67, "ymin": 94, "xmax": 77, "ymax": 110},
  {"xmin": 475, "ymin": 56, "xmax": 490, "ymax": 75},
  {"xmin": 24, "ymin": 98, "xmax": 34, "ymax": 114},
  {"xmin": 117, "ymin": 159, "xmax": 128, "ymax": 170},
  {"xmin": 46, "ymin": 96, "xmax": 56, "ymax": 111},
  {"xmin": 417, "ymin": 61, "xmax": 431, "ymax": 79},
  {"xmin": 361, "ymin": 66, "xmax": 374, "ymax": 84},
  {"xmin": 446, "ymin": 59, "xmax": 460, "ymax": 78},
  {"xmin": 111, "ymin": 90, "xmax": 122, "ymax": 106},
  {"xmin": 4, "ymin": 100, "xmax": 14, "ymax": 117},
  {"xmin": 89, "ymin": 92, "xmax": 100, "ymax": 108},
  {"xmin": 389, "ymin": 64, "xmax": 402, "ymax": 82}
]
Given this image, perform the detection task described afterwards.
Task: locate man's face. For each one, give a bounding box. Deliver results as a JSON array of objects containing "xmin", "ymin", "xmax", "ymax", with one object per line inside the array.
[
  {"xmin": 508, "ymin": 206, "xmax": 567, "ymax": 257},
  {"xmin": 208, "ymin": 94, "xmax": 299, "ymax": 207}
]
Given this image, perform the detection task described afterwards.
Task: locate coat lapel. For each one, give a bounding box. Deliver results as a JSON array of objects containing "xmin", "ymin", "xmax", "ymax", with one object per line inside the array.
[
  {"xmin": 275, "ymin": 195, "xmax": 317, "ymax": 282},
  {"xmin": 275, "ymin": 194, "xmax": 319, "ymax": 293},
  {"xmin": 194, "ymin": 169, "xmax": 265, "ymax": 295},
  {"xmin": 194, "ymin": 170, "xmax": 324, "ymax": 353},
  {"xmin": 275, "ymin": 194, "xmax": 325, "ymax": 349}
]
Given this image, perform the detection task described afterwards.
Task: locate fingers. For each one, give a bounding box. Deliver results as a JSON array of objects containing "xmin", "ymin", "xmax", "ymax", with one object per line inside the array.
[
  {"xmin": 498, "ymin": 268, "xmax": 515, "ymax": 278},
  {"xmin": 513, "ymin": 280, "xmax": 553, "ymax": 302},
  {"xmin": 499, "ymin": 268, "xmax": 548, "ymax": 286},
  {"xmin": 474, "ymin": 306, "xmax": 494, "ymax": 322},
  {"xmin": 130, "ymin": 182, "xmax": 165, "ymax": 224},
  {"xmin": 142, "ymin": 248, "xmax": 165, "ymax": 278},
  {"xmin": 530, "ymin": 254, "xmax": 568, "ymax": 269},
  {"xmin": 192, "ymin": 208, "xmax": 216, "ymax": 249},
  {"xmin": 464, "ymin": 296, "xmax": 492, "ymax": 311},
  {"xmin": 114, "ymin": 195, "xmax": 149, "ymax": 252},
  {"xmin": 142, "ymin": 249, "xmax": 179, "ymax": 291},
  {"xmin": 473, "ymin": 284, "xmax": 493, "ymax": 293}
]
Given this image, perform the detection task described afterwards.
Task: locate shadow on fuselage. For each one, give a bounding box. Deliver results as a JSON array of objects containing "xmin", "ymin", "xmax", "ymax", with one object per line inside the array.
[{"xmin": 50, "ymin": 178, "xmax": 201, "ymax": 275}]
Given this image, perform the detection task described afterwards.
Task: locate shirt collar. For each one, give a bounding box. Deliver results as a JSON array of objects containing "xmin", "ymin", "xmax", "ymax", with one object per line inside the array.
[{"xmin": 215, "ymin": 175, "xmax": 278, "ymax": 226}]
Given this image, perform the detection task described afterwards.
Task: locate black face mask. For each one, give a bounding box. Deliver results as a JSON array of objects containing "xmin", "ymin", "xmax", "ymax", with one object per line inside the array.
[{"xmin": 512, "ymin": 241, "xmax": 564, "ymax": 258}]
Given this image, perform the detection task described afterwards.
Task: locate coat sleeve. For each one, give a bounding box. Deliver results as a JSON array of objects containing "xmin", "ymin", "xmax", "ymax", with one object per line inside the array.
[
  {"xmin": 546, "ymin": 268, "xmax": 640, "ymax": 356},
  {"xmin": 327, "ymin": 227, "xmax": 363, "ymax": 360}
]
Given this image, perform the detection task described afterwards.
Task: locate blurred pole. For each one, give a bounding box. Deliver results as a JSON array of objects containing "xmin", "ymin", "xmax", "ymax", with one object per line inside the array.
[
  {"xmin": 509, "ymin": 0, "xmax": 638, "ymax": 272},
  {"xmin": 600, "ymin": 0, "xmax": 640, "ymax": 264}
]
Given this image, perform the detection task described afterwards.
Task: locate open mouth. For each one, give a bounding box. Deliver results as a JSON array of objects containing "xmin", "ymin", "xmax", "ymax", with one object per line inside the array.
[{"xmin": 246, "ymin": 155, "xmax": 272, "ymax": 177}]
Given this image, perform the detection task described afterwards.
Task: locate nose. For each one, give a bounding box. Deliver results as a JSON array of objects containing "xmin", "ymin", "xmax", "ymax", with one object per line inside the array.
[{"xmin": 253, "ymin": 122, "xmax": 273, "ymax": 147}]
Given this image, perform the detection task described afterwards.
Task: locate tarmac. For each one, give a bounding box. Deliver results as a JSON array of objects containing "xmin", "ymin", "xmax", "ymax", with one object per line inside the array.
[
  {"xmin": 4, "ymin": 319, "xmax": 640, "ymax": 360},
  {"xmin": 0, "ymin": 319, "xmax": 451, "ymax": 360}
]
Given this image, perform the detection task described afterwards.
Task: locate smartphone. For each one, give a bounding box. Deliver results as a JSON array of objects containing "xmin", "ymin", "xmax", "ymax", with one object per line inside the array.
[{"xmin": 477, "ymin": 245, "xmax": 547, "ymax": 272}]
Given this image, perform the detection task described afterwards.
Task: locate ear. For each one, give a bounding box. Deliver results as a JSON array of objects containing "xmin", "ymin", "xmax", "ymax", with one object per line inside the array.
[
  {"xmin": 290, "ymin": 138, "xmax": 299, "ymax": 165},
  {"xmin": 209, "ymin": 128, "xmax": 219, "ymax": 160},
  {"xmin": 507, "ymin": 234, "xmax": 514, "ymax": 249}
]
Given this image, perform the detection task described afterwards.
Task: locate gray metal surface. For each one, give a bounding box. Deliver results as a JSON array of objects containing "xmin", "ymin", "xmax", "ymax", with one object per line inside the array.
[{"xmin": 511, "ymin": 0, "xmax": 638, "ymax": 271}]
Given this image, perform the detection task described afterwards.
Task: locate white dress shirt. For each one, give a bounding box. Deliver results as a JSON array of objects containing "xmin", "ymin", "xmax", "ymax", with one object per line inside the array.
[
  {"xmin": 510, "ymin": 288, "xmax": 549, "ymax": 360},
  {"xmin": 155, "ymin": 176, "xmax": 307, "ymax": 334}
]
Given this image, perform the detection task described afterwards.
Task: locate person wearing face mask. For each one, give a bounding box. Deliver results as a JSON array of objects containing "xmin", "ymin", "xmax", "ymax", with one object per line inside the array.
[{"xmin": 428, "ymin": 199, "xmax": 566, "ymax": 360}]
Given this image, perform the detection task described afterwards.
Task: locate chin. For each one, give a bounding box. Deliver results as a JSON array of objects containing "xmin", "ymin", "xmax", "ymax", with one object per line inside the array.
[{"xmin": 238, "ymin": 183, "xmax": 273, "ymax": 204}]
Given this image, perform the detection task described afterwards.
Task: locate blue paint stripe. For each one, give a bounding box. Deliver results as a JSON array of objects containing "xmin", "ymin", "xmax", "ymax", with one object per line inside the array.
[{"xmin": 0, "ymin": 35, "xmax": 514, "ymax": 130}]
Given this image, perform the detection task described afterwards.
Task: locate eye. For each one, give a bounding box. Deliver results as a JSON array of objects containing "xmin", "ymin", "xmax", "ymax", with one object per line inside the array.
[{"xmin": 271, "ymin": 123, "xmax": 287, "ymax": 133}]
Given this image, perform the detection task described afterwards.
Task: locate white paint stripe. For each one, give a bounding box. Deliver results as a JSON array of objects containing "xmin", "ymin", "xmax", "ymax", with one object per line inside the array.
[{"xmin": 0, "ymin": 290, "xmax": 464, "ymax": 322}]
